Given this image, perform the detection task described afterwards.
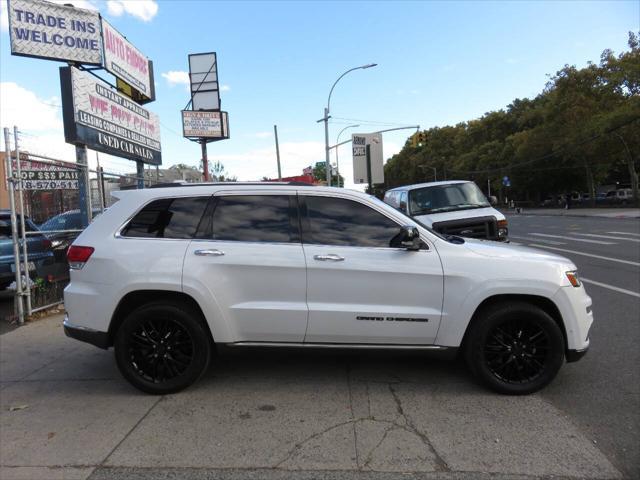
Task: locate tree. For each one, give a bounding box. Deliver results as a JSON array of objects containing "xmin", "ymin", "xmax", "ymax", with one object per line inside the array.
[
  {"xmin": 208, "ymin": 160, "xmax": 237, "ymax": 182},
  {"xmin": 312, "ymin": 163, "xmax": 344, "ymax": 187}
]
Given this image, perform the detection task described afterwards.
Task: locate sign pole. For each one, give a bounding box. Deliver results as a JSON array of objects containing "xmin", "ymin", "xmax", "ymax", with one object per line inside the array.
[
  {"xmin": 136, "ymin": 161, "xmax": 145, "ymax": 189},
  {"xmin": 366, "ymin": 144, "xmax": 373, "ymax": 193},
  {"xmin": 274, "ymin": 125, "xmax": 282, "ymax": 180},
  {"xmin": 14, "ymin": 126, "xmax": 31, "ymax": 315},
  {"xmin": 4, "ymin": 128, "xmax": 24, "ymax": 325},
  {"xmin": 75, "ymin": 145, "xmax": 91, "ymax": 227},
  {"xmin": 201, "ymin": 140, "xmax": 209, "ymax": 181}
]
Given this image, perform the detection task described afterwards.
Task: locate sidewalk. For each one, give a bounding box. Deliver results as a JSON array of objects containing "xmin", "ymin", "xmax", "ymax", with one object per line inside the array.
[
  {"xmin": 502, "ymin": 208, "xmax": 640, "ymax": 218},
  {"xmin": 0, "ymin": 315, "xmax": 623, "ymax": 480}
]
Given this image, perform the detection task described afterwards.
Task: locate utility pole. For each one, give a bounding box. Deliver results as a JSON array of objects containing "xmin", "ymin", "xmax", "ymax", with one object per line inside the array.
[{"xmin": 274, "ymin": 125, "xmax": 282, "ymax": 180}]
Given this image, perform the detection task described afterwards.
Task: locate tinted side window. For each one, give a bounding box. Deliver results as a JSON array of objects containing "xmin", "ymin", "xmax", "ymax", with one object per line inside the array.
[
  {"xmin": 122, "ymin": 196, "xmax": 209, "ymax": 239},
  {"xmin": 304, "ymin": 196, "xmax": 400, "ymax": 248},
  {"xmin": 211, "ymin": 195, "xmax": 294, "ymax": 243}
]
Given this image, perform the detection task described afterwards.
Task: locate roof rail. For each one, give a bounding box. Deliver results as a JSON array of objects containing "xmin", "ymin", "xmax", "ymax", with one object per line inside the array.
[{"xmin": 148, "ymin": 181, "xmax": 315, "ymax": 189}]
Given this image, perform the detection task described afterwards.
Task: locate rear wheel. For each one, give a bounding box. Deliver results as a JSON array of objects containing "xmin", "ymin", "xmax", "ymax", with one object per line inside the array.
[
  {"xmin": 464, "ymin": 301, "xmax": 565, "ymax": 395},
  {"xmin": 114, "ymin": 301, "xmax": 211, "ymax": 394}
]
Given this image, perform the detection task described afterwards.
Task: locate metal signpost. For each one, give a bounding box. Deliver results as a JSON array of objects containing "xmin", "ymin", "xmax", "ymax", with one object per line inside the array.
[{"xmin": 182, "ymin": 52, "xmax": 230, "ymax": 180}]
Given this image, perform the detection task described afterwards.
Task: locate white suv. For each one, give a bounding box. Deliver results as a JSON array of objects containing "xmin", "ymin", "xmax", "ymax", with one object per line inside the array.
[{"xmin": 63, "ymin": 183, "xmax": 592, "ymax": 395}]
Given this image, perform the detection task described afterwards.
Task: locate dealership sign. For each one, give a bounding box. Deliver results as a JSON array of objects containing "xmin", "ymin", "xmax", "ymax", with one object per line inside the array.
[
  {"xmin": 19, "ymin": 169, "xmax": 78, "ymax": 190},
  {"xmin": 101, "ymin": 19, "xmax": 155, "ymax": 104},
  {"xmin": 60, "ymin": 67, "xmax": 162, "ymax": 165},
  {"xmin": 182, "ymin": 111, "xmax": 229, "ymax": 138},
  {"xmin": 7, "ymin": 0, "xmax": 102, "ymax": 64}
]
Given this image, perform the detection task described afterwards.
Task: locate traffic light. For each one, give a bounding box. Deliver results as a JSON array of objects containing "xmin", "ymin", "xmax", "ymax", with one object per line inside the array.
[{"xmin": 410, "ymin": 131, "xmax": 426, "ymax": 148}]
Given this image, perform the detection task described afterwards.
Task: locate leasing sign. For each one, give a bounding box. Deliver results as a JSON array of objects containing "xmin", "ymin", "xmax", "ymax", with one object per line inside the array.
[
  {"xmin": 7, "ymin": 0, "xmax": 102, "ymax": 64},
  {"xmin": 60, "ymin": 66, "xmax": 162, "ymax": 165}
]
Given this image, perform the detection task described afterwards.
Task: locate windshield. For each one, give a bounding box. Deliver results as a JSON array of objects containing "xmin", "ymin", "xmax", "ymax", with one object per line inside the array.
[
  {"xmin": 367, "ymin": 195, "xmax": 447, "ymax": 241},
  {"xmin": 408, "ymin": 182, "xmax": 490, "ymax": 215}
]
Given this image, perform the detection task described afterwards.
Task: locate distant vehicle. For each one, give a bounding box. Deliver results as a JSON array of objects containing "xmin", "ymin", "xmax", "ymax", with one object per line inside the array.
[
  {"xmin": 610, "ymin": 188, "xmax": 634, "ymax": 205},
  {"xmin": 384, "ymin": 181, "xmax": 508, "ymax": 241},
  {"xmin": 39, "ymin": 209, "xmax": 104, "ymax": 259},
  {"xmin": 0, "ymin": 210, "xmax": 55, "ymax": 290},
  {"xmin": 581, "ymin": 193, "xmax": 591, "ymax": 202}
]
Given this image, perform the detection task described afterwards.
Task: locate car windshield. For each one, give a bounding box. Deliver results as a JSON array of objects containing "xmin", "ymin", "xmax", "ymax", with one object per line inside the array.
[
  {"xmin": 367, "ymin": 195, "xmax": 447, "ymax": 241},
  {"xmin": 408, "ymin": 183, "xmax": 490, "ymax": 215}
]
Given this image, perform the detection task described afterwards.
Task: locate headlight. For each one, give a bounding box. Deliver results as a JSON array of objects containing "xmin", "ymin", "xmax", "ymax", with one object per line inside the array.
[
  {"xmin": 565, "ymin": 270, "xmax": 581, "ymax": 287},
  {"xmin": 497, "ymin": 219, "xmax": 508, "ymax": 237}
]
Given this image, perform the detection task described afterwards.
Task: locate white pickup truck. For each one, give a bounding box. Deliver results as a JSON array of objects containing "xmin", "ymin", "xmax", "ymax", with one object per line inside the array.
[{"xmin": 384, "ymin": 181, "xmax": 508, "ymax": 241}]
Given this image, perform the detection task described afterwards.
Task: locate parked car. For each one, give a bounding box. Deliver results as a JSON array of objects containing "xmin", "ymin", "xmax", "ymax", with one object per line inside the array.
[
  {"xmin": 0, "ymin": 210, "xmax": 55, "ymax": 290},
  {"xmin": 606, "ymin": 188, "xmax": 634, "ymax": 205},
  {"xmin": 39, "ymin": 209, "xmax": 104, "ymax": 260},
  {"xmin": 64, "ymin": 183, "xmax": 591, "ymax": 395},
  {"xmin": 384, "ymin": 181, "xmax": 508, "ymax": 241}
]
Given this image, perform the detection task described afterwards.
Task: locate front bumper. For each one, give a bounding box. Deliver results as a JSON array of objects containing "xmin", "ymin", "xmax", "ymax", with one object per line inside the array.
[
  {"xmin": 566, "ymin": 346, "xmax": 589, "ymax": 363},
  {"xmin": 63, "ymin": 314, "xmax": 110, "ymax": 349}
]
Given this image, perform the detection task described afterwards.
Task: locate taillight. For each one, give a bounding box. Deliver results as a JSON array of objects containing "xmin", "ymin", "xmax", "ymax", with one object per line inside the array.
[
  {"xmin": 67, "ymin": 245, "xmax": 94, "ymax": 270},
  {"xmin": 42, "ymin": 238, "xmax": 52, "ymax": 249}
]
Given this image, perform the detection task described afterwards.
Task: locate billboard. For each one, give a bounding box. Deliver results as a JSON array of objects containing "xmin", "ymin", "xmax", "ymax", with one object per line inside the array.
[
  {"xmin": 189, "ymin": 52, "xmax": 220, "ymax": 111},
  {"xmin": 182, "ymin": 111, "xmax": 229, "ymax": 138},
  {"xmin": 7, "ymin": 0, "xmax": 102, "ymax": 65},
  {"xmin": 352, "ymin": 133, "xmax": 384, "ymax": 185},
  {"xmin": 60, "ymin": 66, "xmax": 162, "ymax": 165},
  {"xmin": 101, "ymin": 19, "xmax": 155, "ymax": 104}
]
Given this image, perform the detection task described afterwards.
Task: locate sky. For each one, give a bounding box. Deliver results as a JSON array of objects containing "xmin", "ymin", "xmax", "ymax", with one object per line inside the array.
[{"xmin": 0, "ymin": 0, "xmax": 638, "ymax": 189}]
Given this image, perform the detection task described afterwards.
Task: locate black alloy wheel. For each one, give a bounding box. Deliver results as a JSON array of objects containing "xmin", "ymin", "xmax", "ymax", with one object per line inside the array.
[
  {"xmin": 115, "ymin": 300, "xmax": 211, "ymax": 394},
  {"xmin": 129, "ymin": 318, "xmax": 194, "ymax": 383},
  {"xmin": 464, "ymin": 301, "xmax": 565, "ymax": 395},
  {"xmin": 483, "ymin": 318, "xmax": 550, "ymax": 384}
]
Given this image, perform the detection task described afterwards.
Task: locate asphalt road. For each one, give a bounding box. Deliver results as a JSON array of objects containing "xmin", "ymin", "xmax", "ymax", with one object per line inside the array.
[{"xmin": 507, "ymin": 213, "xmax": 640, "ymax": 478}]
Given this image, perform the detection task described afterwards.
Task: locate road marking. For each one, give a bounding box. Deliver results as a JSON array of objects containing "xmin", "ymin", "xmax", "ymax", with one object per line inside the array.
[
  {"xmin": 582, "ymin": 278, "xmax": 640, "ymax": 298},
  {"xmin": 572, "ymin": 233, "xmax": 640, "ymax": 242},
  {"xmin": 608, "ymin": 231, "xmax": 640, "ymax": 237},
  {"xmin": 509, "ymin": 235, "xmax": 565, "ymax": 245},
  {"xmin": 529, "ymin": 233, "xmax": 615, "ymax": 245},
  {"xmin": 528, "ymin": 244, "xmax": 640, "ymax": 267}
]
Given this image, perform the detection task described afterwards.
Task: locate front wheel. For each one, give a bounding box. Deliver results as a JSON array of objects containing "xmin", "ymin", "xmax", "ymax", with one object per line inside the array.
[
  {"xmin": 464, "ymin": 302, "xmax": 565, "ymax": 395},
  {"xmin": 114, "ymin": 301, "xmax": 211, "ymax": 394}
]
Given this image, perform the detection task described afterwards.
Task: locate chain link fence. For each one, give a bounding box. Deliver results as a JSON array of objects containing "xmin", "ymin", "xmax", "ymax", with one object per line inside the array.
[{"xmin": 2, "ymin": 126, "xmax": 162, "ymax": 329}]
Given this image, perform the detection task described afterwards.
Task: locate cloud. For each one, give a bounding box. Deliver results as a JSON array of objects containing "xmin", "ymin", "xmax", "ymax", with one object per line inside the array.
[
  {"xmin": 1, "ymin": 1, "xmax": 9, "ymax": 31},
  {"xmin": 107, "ymin": 0, "xmax": 158, "ymax": 22},
  {"xmin": 161, "ymin": 70, "xmax": 190, "ymax": 86},
  {"xmin": 253, "ymin": 131, "xmax": 272, "ymax": 139}
]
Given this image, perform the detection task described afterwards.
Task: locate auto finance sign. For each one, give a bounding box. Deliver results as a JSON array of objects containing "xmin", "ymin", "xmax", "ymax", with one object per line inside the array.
[
  {"xmin": 19, "ymin": 169, "xmax": 79, "ymax": 190},
  {"xmin": 60, "ymin": 66, "xmax": 162, "ymax": 165},
  {"xmin": 7, "ymin": 0, "xmax": 102, "ymax": 64}
]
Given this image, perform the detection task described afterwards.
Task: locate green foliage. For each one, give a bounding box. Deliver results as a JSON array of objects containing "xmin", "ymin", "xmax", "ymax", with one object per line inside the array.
[
  {"xmin": 312, "ymin": 163, "xmax": 345, "ymax": 187},
  {"xmin": 385, "ymin": 33, "xmax": 640, "ymax": 205}
]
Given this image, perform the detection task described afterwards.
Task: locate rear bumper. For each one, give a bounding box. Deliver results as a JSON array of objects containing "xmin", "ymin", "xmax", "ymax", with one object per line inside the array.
[{"xmin": 63, "ymin": 314, "xmax": 110, "ymax": 349}]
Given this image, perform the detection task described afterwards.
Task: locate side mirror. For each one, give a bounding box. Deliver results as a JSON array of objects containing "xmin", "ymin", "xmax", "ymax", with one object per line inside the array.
[
  {"xmin": 489, "ymin": 195, "xmax": 498, "ymax": 206},
  {"xmin": 391, "ymin": 225, "xmax": 421, "ymax": 251}
]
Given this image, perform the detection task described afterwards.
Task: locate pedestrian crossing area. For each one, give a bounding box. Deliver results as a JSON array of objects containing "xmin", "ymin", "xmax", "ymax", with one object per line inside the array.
[{"xmin": 509, "ymin": 231, "xmax": 640, "ymax": 247}]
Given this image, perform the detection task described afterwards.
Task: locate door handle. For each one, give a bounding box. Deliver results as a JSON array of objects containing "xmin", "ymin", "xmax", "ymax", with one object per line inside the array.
[
  {"xmin": 313, "ymin": 254, "xmax": 345, "ymax": 262},
  {"xmin": 194, "ymin": 249, "xmax": 225, "ymax": 257}
]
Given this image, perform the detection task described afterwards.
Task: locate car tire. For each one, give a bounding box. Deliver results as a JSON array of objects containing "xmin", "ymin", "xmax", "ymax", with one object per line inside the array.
[
  {"xmin": 114, "ymin": 300, "xmax": 211, "ymax": 394},
  {"xmin": 464, "ymin": 301, "xmax": 565, "ymax": 395}
]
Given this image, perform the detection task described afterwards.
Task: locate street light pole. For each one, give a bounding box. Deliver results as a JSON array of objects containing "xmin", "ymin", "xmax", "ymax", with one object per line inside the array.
[
  {"xmin": 319, "ymin": 64, "xmax": 377, "ymax": 186},
  {"xmin": 335, "ymin": 124, "xmax": 359, "ymax": 187}
]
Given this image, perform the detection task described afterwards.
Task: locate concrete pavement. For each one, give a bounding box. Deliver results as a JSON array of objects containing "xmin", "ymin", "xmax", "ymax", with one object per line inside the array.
[{"xmin": 1, "ymin": 314, "xmax": 623, "ymax": 480}]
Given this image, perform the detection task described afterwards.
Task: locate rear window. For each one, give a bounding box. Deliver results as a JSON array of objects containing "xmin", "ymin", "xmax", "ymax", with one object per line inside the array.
[{"xmin": 121, "ymin": 196, "xmax": 209, "ymax": 239}]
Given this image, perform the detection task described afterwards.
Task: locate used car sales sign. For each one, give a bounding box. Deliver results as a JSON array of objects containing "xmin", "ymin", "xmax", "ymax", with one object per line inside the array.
[
  {"xmin": 60, "ymin": 67, "xmax": 162, "ymax": 165},
  {"xmin": 8, "ymin": 0, "xmax": 102, "ymax": 65}
]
